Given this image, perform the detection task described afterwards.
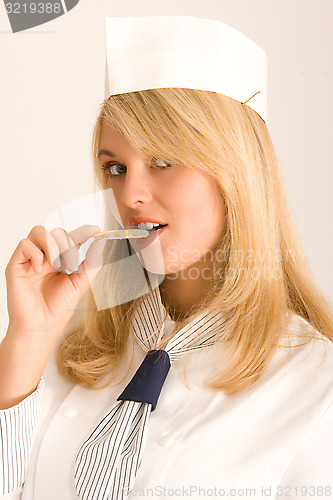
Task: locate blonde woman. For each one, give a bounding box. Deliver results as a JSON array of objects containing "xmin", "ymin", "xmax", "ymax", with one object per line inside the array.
[{"xmin": 1, "ymin": 17, "xmax": 333, "ymax": 500}]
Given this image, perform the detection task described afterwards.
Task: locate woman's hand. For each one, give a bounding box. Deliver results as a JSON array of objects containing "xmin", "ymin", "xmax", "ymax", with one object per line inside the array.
[{"xmin": 5, "ymin": 224, "xmax": 105, "ymax": 344}]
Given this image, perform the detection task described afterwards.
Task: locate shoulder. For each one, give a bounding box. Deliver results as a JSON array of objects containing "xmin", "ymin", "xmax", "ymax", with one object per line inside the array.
[
  {"xmin": 280, "ymin": 310, "xmax": 333, "ymax": 367},
  {"xmin": 267, "ymin": 310, "xmax": 333, "ymax": 407}
]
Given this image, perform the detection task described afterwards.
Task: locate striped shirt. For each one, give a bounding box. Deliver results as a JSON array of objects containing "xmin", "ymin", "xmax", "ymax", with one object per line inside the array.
[
  {"xmin": 1, "ymin": 312, "xmax": 333, "ymax": 499},
  {"xmin": 0, "ymin": 378, "xmax": 44, "ymax": 495}
]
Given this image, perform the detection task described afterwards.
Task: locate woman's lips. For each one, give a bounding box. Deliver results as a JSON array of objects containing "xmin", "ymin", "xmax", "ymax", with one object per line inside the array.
[
  {"xmin": 128, "ymin": 217, "xmax": 167, "ymax": 226},
  {"xmin": 133, "ymin": 224, "xmax": 167, "ymax": 246}
]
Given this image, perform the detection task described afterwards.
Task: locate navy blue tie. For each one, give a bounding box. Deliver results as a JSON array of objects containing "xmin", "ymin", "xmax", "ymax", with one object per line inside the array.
[{"xmin": 117, "ymin": 350, "xmax": 171, "ymax": 411}]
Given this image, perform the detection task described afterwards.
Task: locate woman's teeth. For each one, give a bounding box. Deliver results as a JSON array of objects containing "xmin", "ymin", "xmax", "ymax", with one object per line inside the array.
[{"xmin": 137, "ymin": 222, "xmax": 161, "ymax": 230}]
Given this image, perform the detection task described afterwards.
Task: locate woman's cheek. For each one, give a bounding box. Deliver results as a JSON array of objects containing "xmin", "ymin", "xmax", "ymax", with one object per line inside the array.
[
  {"xmin": 165, "ymin": 246, "xmax": 181, "ymax": 273},
  {"xmin": 164, "ymin": 243, "xmax": 202, "ymax": 274}
]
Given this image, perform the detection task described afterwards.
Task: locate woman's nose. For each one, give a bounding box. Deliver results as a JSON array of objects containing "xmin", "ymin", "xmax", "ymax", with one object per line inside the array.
[{"xmin": 119, "ymin": 163, "xmax": 154, "ymax": 208}]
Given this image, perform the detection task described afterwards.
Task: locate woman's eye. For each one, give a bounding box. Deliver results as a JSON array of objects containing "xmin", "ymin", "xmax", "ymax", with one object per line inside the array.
[
  {"xmin": 100, "ymin": 158, "xmax": 171, "ymax": 178},
  {"xmin": 101, "ymin": 163, "xmax": 126, "ymax": 178},
  {"xmin": 155, "ymin": 158, "xmax": 171, "ymax": 168}
]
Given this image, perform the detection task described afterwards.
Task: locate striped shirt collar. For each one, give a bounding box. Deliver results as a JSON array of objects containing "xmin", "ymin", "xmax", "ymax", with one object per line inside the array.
[{"xmin": 131, "ymin": 285, "xmax": 226, "ymax": 361}]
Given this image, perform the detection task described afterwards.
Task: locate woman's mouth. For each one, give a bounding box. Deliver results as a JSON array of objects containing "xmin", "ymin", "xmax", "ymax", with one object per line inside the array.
[{"xmin": 133, "ymin": 223, "xmax": 168, "ymax": 246}]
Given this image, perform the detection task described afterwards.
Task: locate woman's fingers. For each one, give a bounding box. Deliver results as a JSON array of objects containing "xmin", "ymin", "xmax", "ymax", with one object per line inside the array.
[
  {"xmin": 6, "ymin": 238, "xmax": 45, "ymax": 276},
  {"xmin": 26, "ymin": 225, "xmax": 62, "ymax": 271},
  {"xmin": 84, "ymin": 238, "xmax": 106, "ymax": 272},
  {"xmin": 8, "ymin": 224, "xmax": 102, "ymax": 275},
  {"xmin": 50, "ymin": 227, "xmax": 79, "ymax": 272},
  {"xmin": 64, "ymin": 225, "xmax": 101, "ymax": 272},
  {"xmin": 67, "ymin": 225, "xmax": 101, "ymax": 249},
  {"xmin": 49, "ymin": 225, "xmax": 102, "ymax": 273},
  {"xmin": 68, "ymin": 239, "xmax": 106, "ymax": 296},
  {"xmin": 24, "ymin": 224, "xmax": 101, "ymax": 273}
]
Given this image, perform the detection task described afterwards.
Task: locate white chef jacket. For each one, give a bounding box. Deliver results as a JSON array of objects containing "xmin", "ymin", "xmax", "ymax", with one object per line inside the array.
[{"xmin": 1, "ymin": 310, "xmax": 333, "ymax": 500}]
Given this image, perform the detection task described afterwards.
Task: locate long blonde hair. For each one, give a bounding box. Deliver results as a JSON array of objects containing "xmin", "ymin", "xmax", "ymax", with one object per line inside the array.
[{"xmin": 56, "ymin": 88, "xmax": 333, "ymax": 395}]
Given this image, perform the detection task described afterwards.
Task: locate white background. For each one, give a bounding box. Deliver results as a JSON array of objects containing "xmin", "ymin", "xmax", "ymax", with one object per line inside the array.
[{"xmin": 0, "ymin": 0, "xmax": 332, "ymax": 339}]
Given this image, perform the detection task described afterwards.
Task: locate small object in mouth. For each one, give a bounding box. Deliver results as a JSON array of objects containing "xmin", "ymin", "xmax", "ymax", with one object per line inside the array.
[
  {"xmin": 94, "ymin": 229, "xmax": 149, "ymax": 240},
  {"xmin": 146, "ymin": 224, "xmax": 167, "ymax": 232}
]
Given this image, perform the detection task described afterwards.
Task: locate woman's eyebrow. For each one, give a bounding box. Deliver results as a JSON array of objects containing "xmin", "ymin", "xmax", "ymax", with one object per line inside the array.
[{"xmin": 98, "ymin": 149, "xmax": 117, "ymax": 158}]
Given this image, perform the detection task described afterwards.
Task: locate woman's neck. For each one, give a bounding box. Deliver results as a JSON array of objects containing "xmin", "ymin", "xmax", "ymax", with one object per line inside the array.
[{"xmin": 159, "ymin": 260, "xmax": 215, "ymax": 321}]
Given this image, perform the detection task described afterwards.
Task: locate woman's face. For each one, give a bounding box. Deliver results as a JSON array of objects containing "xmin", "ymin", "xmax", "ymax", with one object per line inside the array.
[{"xmin": 98, "ymin": 124, "xmax": 226, "ymax": 276}]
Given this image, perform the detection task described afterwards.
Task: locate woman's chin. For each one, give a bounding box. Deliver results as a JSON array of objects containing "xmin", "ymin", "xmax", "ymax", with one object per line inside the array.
[{"xmin": 132, "ymin": 241, "xmax": 166, "ymax": 275}]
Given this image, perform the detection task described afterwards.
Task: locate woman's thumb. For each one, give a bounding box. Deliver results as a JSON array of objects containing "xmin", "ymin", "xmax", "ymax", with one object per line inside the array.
[{"xmin": 70, "ymin": 239, "xmax": 106, "ymax": 295}]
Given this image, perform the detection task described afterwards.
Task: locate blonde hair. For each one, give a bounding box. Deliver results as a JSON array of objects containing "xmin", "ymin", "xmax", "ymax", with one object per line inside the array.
[{"xmin": 56, "ymin": 88, "xmax": 333, "ymax": 395}]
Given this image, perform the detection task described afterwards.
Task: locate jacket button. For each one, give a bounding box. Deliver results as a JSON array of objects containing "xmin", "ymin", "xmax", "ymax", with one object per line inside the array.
[
  {"xmin": 63, "ymin": 406, "xmax": 78, "ymax": 418},
  {"xmin": 159, "ymin": 433, "xmax": 175, "ymax": 447}
]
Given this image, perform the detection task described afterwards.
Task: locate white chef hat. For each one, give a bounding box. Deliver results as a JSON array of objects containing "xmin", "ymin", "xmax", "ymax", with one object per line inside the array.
[{"xmin": 104, "ymin": 15, "xmax": 268, "ymax": 123}]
